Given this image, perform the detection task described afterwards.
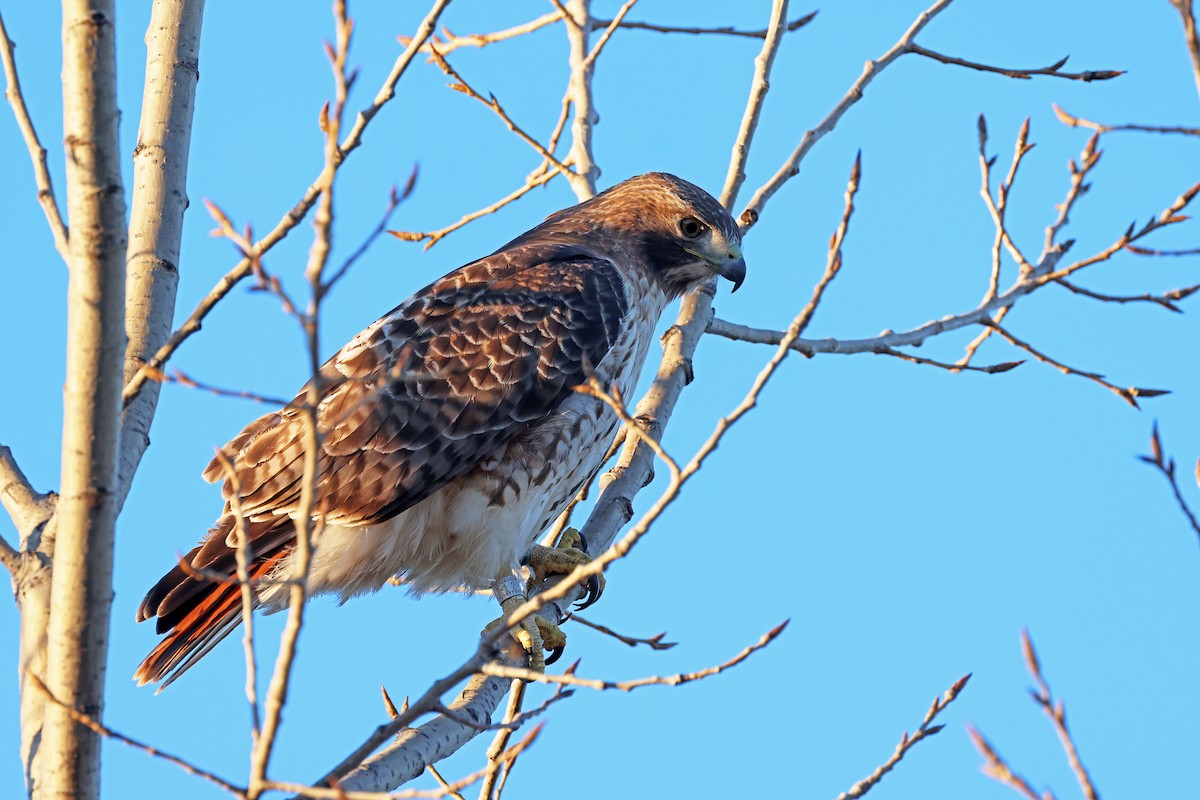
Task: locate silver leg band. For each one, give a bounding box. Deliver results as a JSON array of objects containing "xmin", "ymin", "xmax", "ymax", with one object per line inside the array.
[{"xmin": 493, "ymin": 575, "xmax": 526, "ymax": 605}]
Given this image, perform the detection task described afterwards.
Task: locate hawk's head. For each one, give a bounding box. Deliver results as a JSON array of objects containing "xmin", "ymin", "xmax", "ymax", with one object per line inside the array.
[{"xmin": 552, "ymin": 172, "xmax": 746, "ymax": 297}]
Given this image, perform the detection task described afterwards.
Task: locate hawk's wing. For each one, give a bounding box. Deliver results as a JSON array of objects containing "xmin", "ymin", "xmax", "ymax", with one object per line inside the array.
[
  {"xmin": 137, "ymin": 242, "xmax": 629, "ymax": 634},
  {"xmin": 208, "ymin": 241, "xmax": 629, "ymax": 529}
]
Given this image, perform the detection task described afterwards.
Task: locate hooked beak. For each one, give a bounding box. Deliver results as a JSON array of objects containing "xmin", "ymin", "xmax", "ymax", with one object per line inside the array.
[{"xmin": 716, "ymin": 243, "xmax": 746, "ymax": 292}]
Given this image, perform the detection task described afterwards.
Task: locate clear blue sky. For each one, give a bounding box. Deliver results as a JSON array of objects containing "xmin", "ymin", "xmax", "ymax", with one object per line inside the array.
[{"xmin": 1, "ymin": 2, "xmax": 1198, "ymax": 798}]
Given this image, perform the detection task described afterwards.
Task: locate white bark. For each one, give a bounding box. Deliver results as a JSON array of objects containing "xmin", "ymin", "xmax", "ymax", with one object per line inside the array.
[
  {"xmin": 337, "ymin": 674, "xmax": 512, "ymax": 793},
  {"xmin": 37, "ymin": 2, "xmax": 127, "ymax": 798},
  {"xmin": 119, "ymin": 0, "xmax": 206, "ymax": 507}
]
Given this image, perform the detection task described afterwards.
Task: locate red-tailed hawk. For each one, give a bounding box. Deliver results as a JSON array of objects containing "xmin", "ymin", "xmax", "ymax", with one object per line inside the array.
[{"xmin": 135, "ymin": 172, "xmax": 745, "ymax": 688}]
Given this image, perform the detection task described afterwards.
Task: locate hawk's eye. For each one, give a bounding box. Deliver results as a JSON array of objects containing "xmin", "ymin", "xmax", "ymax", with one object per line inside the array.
[{"xmin": 679, "ymin": 217, "xmax": 706, "ymax": 239}]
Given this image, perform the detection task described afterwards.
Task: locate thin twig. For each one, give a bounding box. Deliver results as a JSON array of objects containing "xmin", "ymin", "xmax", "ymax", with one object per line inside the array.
[
  {"xmin": 427, "ymin": 44, "xmax": 575, "ymax": 182},
  {"xmin": 324, "ymin": 169, "xmax": 418, "ymax": 295},
  {"xmin": 711, "ymin": 171, "xmax": 1199, "ymax": 381},
  {"xmin": 121, "ymin": 0, "xmax": 452, "ymax": 409},
  {"xmin": 955, "ymin": 306, "xmax": 1009, "ymax": 371},
  {"xmin": 833, "ymin": 674, "xmax": 971, "ymax": 799},
  {"xmin": 250, "ymin": 2, "xmax": 353, "ymax": 792},
  {"xmin": 1021, "ymin": 630, "xmax": 1101, "ymax": 800},
  {"xmin": 581, "ymin": 0, "xmax": 638, "ymax": 71},
  {"xmin": 1044, "ymin": 131, "xmax": 1101, "ymax": 253},
  {"xmin": 407, "ymin": 11, "xmax": 564, "ymax": 55},
  {"xmin": 738, "ymin": 0, "xmax": 954, "ymax": 230},
  {"xmin": 592, "ymin": 11, "xmax": 816, "ymax": 39},
  {"xmin": 209, "ymin": 450, "xmax": 262, "ymax": 738},
  {"xmin": 1169, "ymin": 0, "xmax": 1200, "ymax": 100},
  {"xmin": 1053, "ymin": 278, "xmax": 1200, "ymax": 312},
  {"xmin": 477, "ymin": 680, "xmax": 526, "ymax": 800},
  {"xmin": 575, "ymin": 381, "xmax": 681, "ymax": 480},
  {"xmin": 966, "ymin": 725, "xmax": 1044, "ymax": 800},
  {"xmin": 0, "ymin": 11, "xmax": 70, "ymax": 263},
  {"xmin": 561, "ymin": 0, "xmax": 598, "ymax": 198},
  {"xmin": 720, "ymin": 0, "xmax": 792, "ymax": 209},
  {"xmin": 978, "ymin": 115, "xmax": 1035, "ymax": 276},
  {"xmin": 139, "ymin": 365, "xmax": 291, "ymax": 406},
  {"xmin": 908, "ymin": 44, "xmax": 1123, "ymax": 82},
  {"xmin": 877, "ymin": 347, "xmax": 1022, "ymax": 375},
  {"xmin": 482, "ymin": 621, "xmax": 787, "ymax": 691},
  {"xmin": 1138, "ymin": 423, "xmax": 1200, "ymax": 546},
  {"xmin": 26, "ymin": 670, "xmax": 245, "ymax": 796},
  {"xmin": 794, "ymin": 152, "xmax": 860, "ymax": 335},
  {"xmin": 1054, "ymin": 102, "xmax": 1200, "ymax": 137},
  {"xmin": 985, "ymin": 321, "xmax": 1165, "ymax": 408},
  {"xmin": 1125, "ymin": 244, "xmax": 1200, "ymax": 257},
  {"xmin": 390, "ymin": 166, "xmax": 560, "ymax": 250},
  {"xmin": 426, "ymin": 764, "xmax": 467, "ymax": 800},
  {"xmin": 570, "ymin": 615, "xmax": 677, "ymax": 650}
]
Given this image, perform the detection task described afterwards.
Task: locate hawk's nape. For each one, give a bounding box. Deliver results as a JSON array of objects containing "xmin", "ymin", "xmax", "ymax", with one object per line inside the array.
[{"xmin": 135, "ymin": 172, "xmax": 746, "ymax": 689}]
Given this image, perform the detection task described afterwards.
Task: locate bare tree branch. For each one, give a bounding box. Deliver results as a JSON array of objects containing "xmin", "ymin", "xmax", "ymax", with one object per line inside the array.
[
  {"xmin": 1020, "ymin": 630, "xmax": 1100, "ymax": 800},
  {"xmin": 426, "ymin": 44, "xmax": 574, "ymax": 179},
  {"xmin": 569, "ymin": 615, "xmax": 677, "ymax": 650},
  {"xmin": 833, "ymin": 674, "xmax": 971, "ymax": 799},
  {"xmin": 0, "ymin": 12, "xmax": 70, "ymax": 263},
  {"xmin": 1138, "ymin": 423, "xmax": 1200, "ymax": 545},
  {"xmin": 970, "ymin": 632, "xmax": 1099, "ymax": 800},
  {"xmin": 0, "ymin": 445, "xmax": 55, "ymax": 549},
  {"xmin": 909, "ymin": 45, "xmax": 1123, "ymax": 82},
  {"xmin": 26, "ymin": 671, "xmax": 244, "ymax": 797},
  {"xmin": 966, "ymin": 725, "xmax": 1044, "ymax": 800},
  {"xmin": 1169, "ymin": 0, "xmax": 1200, "ymax": 100},
  {"xmin": 738, "ymin": 0, "xmax": 956, "ymax": 229},
  {"xmin": 593, "ymin": 11, "xmax": 817, "ymax": 39},
  {"xmin": 476, "ymin": 681, "xmax": 525, "ymax": 800},
  {"xmin": 121, "ymin": 0, "xmax": 452, "ymax": 409},
  {"xmin": 1054, "ymin": 102, "xmax": 1200, "ymax": 136},
  {"xmin": 481, "ymin": 621, "xmax": 787, "ymax": 691},
  {"xmin": 390, "ymin": 166, "xmax": 560, "ymax": 249},
  {"xmin": 719, "ymin": 0, "xmax": 792, "ymax": 209},
  {"xmin": 407, "ymin": 11, "xmax": 563, "ymax": 55},
  {"xmin": 561, "ymin": 0, "xmax": 599, "ymax": 199},
  {"xmin": 323, "ymin": 174, "xmax": 416, "ymax": 295},
  {"xmin": 985, "ymin": 321, "xmax": 1165, "ymax": 407},
  {"xmin": 249, "ymin": 2, "xmax": 355, "ymax": 792},
  {"xmin": 1053, "ymin": 277, "xmax": 1200, "ymax": 312}
]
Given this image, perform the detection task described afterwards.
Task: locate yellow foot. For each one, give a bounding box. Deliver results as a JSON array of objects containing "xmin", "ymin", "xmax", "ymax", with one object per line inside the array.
[
  {"xmin": 482, "ymin": 593, "xmax": 567, "ymax": 673},
  {"xmin": 521, "ymin": 527, "xmax": 606, "ymax": 610}
]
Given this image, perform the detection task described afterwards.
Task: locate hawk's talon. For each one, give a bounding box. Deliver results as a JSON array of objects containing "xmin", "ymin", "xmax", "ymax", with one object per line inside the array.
[
  {"xmin": 576, "ymin": 573, "xmax": 604, "ymax": 611},
  {"xmin": 484, "ymin": 594, "xmax": 568, "ymax": 673},
  {"xmin": 523, "ymin": 528, "xmax": 607, "ymax": 607}
]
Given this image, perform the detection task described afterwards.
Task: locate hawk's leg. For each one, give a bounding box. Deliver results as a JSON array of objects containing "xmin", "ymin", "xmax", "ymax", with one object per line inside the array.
[
  {"xmin": 482, "ymin": 528, "xmax": 606, "ymax": 672},
  {"xmin": 483, "ymin": 577, "xmax": 566, "ymax": 673}
]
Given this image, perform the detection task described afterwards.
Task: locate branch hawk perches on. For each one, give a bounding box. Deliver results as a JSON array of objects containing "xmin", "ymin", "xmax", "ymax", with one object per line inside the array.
[{"xmin": 135, "ymin": 172, "xmax": 745, "ymax": 688}]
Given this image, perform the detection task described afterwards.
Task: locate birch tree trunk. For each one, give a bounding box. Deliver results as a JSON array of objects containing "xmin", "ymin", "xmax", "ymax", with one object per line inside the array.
[
  {"xmin": 37, "ymin": 2, "xmax": 126, "ymax": 798},
  {"xmin": 120, "ymin": 0, "xmax": 205, "ymax": 502}
]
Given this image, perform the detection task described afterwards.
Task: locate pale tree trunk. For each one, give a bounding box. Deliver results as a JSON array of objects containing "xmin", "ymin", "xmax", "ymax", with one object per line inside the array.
[
  {"xmin": 120, "ymin": 0, "xmax": 205, "ymax": 501},
  {"xmin": 37, "ymin": 2, "xmax": 126, "ymax": 799},
  {"xmin": 15, "ymin": 2, "xmax": 205, "ymax": 797}
]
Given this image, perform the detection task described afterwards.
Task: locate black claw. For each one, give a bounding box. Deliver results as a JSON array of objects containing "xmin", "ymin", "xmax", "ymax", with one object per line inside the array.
[
  {"xmin": 574, "ymin": 530, "xmax": 589, "ymax": 554},
  {"xmin": 545, "ymin": 643, "xmax": 565, "ymax": 666},
  {"xmin": 575, "ymin": 574, "xmax": 603, "ymax": 611}
]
